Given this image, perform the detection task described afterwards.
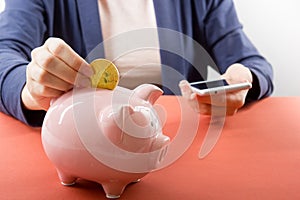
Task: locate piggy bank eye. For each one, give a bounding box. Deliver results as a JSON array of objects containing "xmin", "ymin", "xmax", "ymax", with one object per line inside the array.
[{"xmin": 150, "ymin": 121, "xmax": 154, "ymax": 127}]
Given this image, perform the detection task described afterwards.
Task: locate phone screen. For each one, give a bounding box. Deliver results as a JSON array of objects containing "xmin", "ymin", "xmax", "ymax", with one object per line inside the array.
[{"xmin": 190, "ymin": 79, "xmax": 228, "ymax": 90}]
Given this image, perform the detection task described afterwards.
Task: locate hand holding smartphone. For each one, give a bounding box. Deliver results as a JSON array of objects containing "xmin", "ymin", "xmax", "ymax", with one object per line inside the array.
[{"xmin": 189, "ymin": 79, "xmax": 252, "ymax": 96}]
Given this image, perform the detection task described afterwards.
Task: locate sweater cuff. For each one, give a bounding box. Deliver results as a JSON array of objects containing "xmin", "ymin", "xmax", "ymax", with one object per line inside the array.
[{"xmin": 2, "ymin": 65, "xmax": 45, "ymax": 127}]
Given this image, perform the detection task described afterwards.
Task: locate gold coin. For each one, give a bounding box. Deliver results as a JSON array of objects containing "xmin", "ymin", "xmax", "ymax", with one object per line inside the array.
[{"xmin": 90, "ymin": 59, "xmax": 119, "ymax": 90}]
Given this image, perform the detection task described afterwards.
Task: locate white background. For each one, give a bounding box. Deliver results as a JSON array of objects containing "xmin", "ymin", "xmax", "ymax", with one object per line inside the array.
[
  {"xmin": 0, "ymin": 0, "xmax": 4, "ymax": 13},
  {"xmin": 234, "ymin": 0, "xmax": 300, "ymax": 96},
  {"xmin": 1, "ymin": 0, "xmax": 299, "ymax": 96}
]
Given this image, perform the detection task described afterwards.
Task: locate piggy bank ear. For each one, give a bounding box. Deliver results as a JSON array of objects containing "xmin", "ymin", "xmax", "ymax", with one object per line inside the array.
[{"xmin": 132, "ymin": 84, "xmax": 163, "ymax": 105}]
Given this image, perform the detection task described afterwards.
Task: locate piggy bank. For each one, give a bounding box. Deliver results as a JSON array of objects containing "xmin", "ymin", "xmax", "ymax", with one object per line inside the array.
[{"xmin": 41, "ymin": 84, "xmax": 170, "ymax": 199}]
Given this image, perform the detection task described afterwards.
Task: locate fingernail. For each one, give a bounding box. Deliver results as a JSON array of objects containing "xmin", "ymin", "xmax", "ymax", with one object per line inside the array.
[
  {"xmin": 80, "ymin": 64, "xmax": 94, "ymax": 77},
  {"xmin": 190, "ymin": 93, "xmax": 196, "ymax": 100},
  {"xmin": 179, "ymin": 80, "xmax": 188, "ymax": 86}
]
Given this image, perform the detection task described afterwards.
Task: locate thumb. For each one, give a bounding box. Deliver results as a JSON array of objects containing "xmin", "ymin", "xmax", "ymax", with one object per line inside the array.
[
  {"xmin": 179, "ymin": 80, "xmax": 200, "ymax": 112},
  {"xmin": 179, "ymin": 80, "xmax": 193, "ymax": 99}
]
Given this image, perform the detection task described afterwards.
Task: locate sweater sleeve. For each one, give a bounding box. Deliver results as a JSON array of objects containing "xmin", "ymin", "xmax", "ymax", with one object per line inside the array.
[
  {"xmin": 203, "ymin": 0, "xmax": 274, "ymax": 100},
  {"xmin": 0, "ymin": 0, "xmax": 47, "ymax": 126}
]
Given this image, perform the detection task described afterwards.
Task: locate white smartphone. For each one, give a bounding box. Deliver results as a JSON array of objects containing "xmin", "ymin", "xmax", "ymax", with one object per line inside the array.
[{"xmin": 189, "ymin": 79, "xmax": 252, "ymax": 96}]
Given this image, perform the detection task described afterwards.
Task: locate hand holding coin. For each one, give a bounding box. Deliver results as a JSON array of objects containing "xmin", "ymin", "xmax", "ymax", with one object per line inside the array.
[
  {"xmin": 21, "ymin": 37, "xmax": 93, "ymax": 111},
  {"xmin": 21, "ymin": 37, "xmax": 119, "ymax": 111}
]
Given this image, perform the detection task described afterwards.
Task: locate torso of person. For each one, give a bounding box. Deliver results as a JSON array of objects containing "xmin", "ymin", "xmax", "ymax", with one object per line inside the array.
[{"xmin": 98, "ymin": 0, "xmax": 162, "ymax": 89}]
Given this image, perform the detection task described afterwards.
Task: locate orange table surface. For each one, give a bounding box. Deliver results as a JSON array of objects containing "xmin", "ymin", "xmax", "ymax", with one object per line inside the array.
[{"xmin": 1, "ymin": 96, "xmax": 300, "ymax": 200}]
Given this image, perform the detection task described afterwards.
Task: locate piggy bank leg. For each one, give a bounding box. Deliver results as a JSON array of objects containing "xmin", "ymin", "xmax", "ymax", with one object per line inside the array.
[
  {"xmin": 56, "ymin": 169, "xmax": 77, "ymax": 186},
  {"xmin": 102, "ymin": 181, "xmax": 127, "ymax": 199}
]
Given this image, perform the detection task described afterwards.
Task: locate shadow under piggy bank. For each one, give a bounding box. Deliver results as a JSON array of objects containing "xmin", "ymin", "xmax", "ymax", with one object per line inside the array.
[{"xmin": 41, "ymin": 84, "xmax": 170, "ymax": 199}]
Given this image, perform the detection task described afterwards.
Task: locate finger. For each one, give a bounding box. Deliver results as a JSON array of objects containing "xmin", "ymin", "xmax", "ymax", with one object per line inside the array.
[
  {"xmin": 45, "ymin": 38, "xmax": 93, "ymax": 77},
  {"xmin": 32, "ymin": 46, "xmax": 81, "ymax": 85},
  {"xmin": 221, "ymin": 74, "xmax": 251, "ymax": 85},
  {"xmin": 29, "ymin": 87, "xmax": 60, "ymax": 111},
  {"xmin": 196, "ymin": 91, "xmax": 248, "ymax": 108},
  {"xmin": 225, "ymin": 90, "xmax": 248, "ymax": 109},
  {"xmin": 198, "ymin": 103, "xmax": 237, "ymax": 116},
  {"xmin": 221, "ymin": 63, "xmax": 253, "ymax": 82},
  {"xmin": 31, "ymin": 48, "xmax": 91, "ymax": 88},
  {"xmin": 27, "ymin": 61, "xmax": 73, "ymax": 91},
  {"xmin": 179, "ymin": 80, "xmax": 193, "ymax": 98},
  {"xmin": 179, "ymin": 80, "xmax": 200, "ymax": 112},
  {"xmin": 196, "ymin": 93, "xmax": 227, "ymax": 106},
  {"xmin": 27, "ymin": 80, "xmax": 65, "ymax": 98}
]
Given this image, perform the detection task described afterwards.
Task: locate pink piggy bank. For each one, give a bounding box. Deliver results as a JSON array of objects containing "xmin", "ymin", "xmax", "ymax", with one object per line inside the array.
[{"xmin": 41, "ymin": 84, "xmax": 170, "ymax": 199}]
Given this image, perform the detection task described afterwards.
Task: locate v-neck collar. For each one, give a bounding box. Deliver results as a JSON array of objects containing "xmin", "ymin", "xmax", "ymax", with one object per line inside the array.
[
  {"xmin": 76, "ymin": 0, "xmax": 103, "ymax": 58},
  {"xmin": 76, "ymin": 0, "xmax": 181, "ymax": 54},
  {"xmin": 153, "ymin": 0, "xmax": 180, "ymax": 31}
]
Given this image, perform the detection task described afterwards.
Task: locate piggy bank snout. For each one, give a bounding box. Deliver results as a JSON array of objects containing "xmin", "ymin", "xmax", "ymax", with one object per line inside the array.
[
  {"xmin": 113, "ymin": 105, "xmax": 160, "ymax": 139},
  {"xmin": 102, "ymin": 104, "xmax": 169, "ymax": 154},
  {"xmin": 129, "ymin": 111, "xmax": 149, "ymax": 127}
]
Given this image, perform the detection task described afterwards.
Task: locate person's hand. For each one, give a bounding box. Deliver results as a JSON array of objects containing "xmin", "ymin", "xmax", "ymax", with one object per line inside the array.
[
  {"xmin": 21, "ymin": 37, "xmax": 93, "ymax": 111},
  {"xmin": 179, "ymin": 63, "xmax": 253, "ymax": 116}
]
